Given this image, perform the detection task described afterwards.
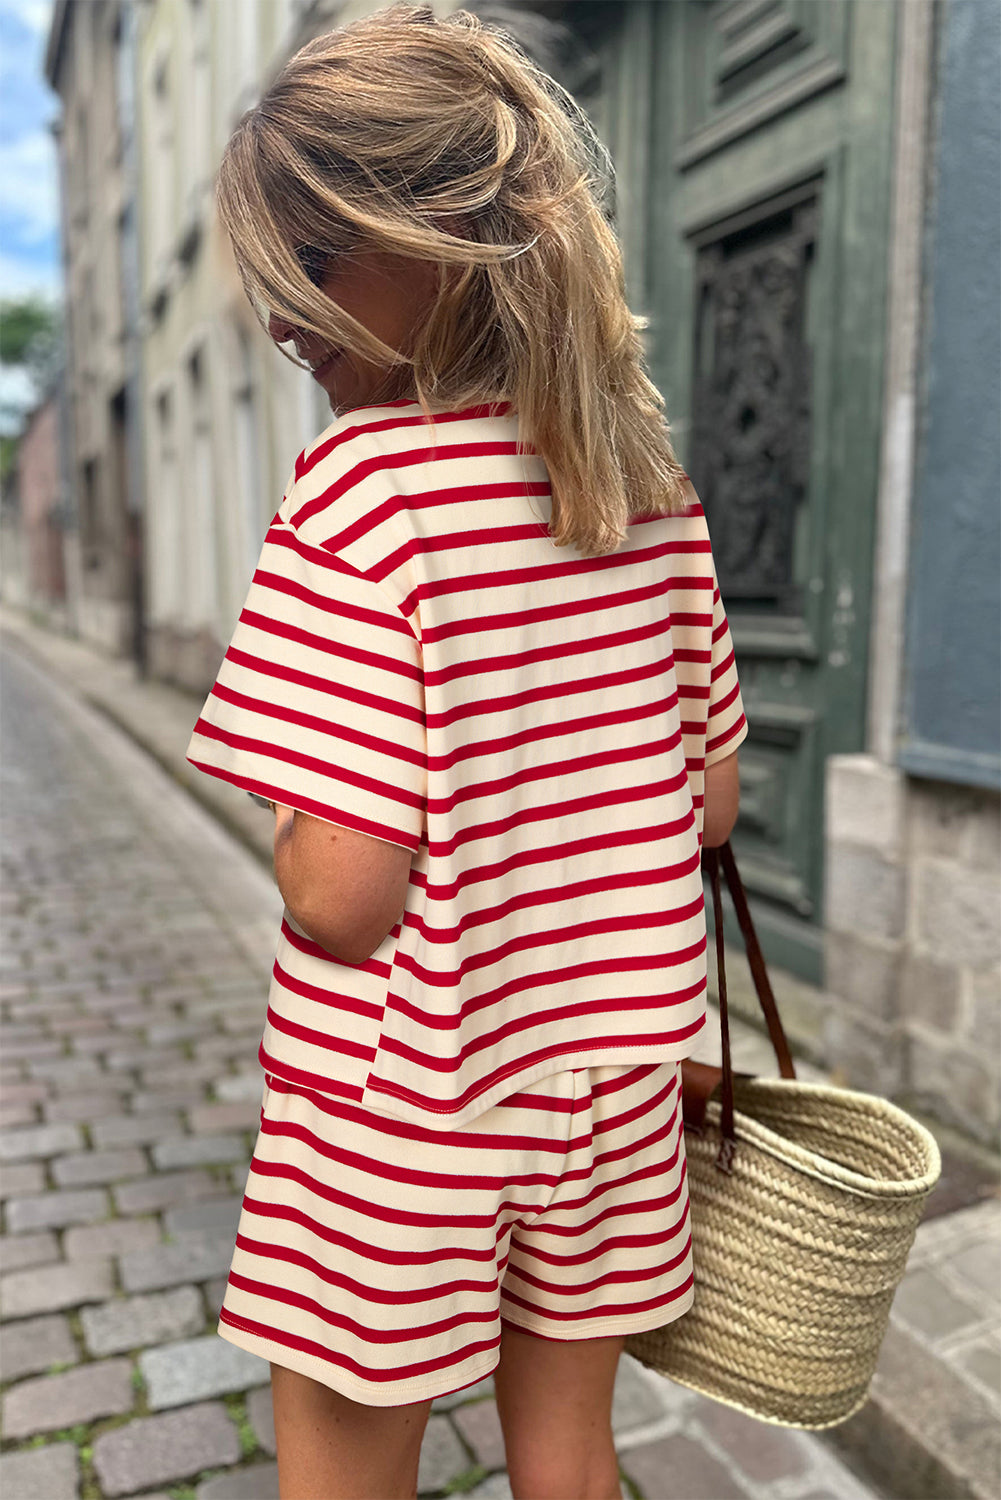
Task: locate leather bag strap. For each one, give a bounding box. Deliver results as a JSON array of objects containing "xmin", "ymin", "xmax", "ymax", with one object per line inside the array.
[
  {"xmin": 702, "ymin": 840, "xmax": 797, "ymax": 1173},
  {"xmin": 718, "ymin": 841, "xmax": 797, "ymax": 1082}
]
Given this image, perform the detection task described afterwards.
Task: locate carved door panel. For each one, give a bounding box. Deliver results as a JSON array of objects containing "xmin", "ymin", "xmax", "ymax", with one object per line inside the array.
[{"xmin": 576, "ymin": 0, "xmax": 899, "ymax": 979}]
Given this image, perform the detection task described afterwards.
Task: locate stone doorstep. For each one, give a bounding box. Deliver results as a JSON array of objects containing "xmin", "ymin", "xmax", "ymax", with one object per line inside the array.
[{"xmin": 825, "ymin": 1322, "xmax": 1001, "ymax": 1500}]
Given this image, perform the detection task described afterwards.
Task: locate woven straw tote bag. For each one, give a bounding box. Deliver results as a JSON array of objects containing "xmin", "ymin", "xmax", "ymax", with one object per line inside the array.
[{"xmin": 626, "ymin": 842, "xmax": 942, "ymax": 1430}]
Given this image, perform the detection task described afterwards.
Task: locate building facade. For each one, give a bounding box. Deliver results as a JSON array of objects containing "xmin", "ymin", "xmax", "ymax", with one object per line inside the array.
[{"xmin": 45, "ymin": 0, "xmax": 141, "ymax": 656}]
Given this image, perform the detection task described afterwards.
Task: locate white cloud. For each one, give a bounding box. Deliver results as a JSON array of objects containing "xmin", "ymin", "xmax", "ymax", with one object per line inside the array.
[
  {"xmin": 0, "ymin": 128, "xmax": 58, "ymax": 245},
  {"xmin": 1, "ymin": 0, "xmax": 54, "ymax": 39}
]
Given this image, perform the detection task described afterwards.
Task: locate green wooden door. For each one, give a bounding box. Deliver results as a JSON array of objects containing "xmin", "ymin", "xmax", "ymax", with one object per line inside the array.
[{"xmin": 571, "ymin": 0, "xmax": 899, "ymax": 980}]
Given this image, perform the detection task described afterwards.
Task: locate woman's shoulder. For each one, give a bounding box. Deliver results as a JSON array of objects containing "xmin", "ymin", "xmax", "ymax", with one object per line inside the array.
[{"xmin": 278, "ymin": 400, "xmax": 520, "ymax": 561}]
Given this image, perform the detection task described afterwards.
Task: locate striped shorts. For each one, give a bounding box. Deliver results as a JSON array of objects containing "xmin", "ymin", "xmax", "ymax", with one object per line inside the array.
[{"xmin": 217, "ymin": 1060, "xmax": 693, "ymax": 1407}]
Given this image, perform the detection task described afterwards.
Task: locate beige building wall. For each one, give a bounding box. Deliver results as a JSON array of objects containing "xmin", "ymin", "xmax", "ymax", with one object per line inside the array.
[
  {"xmin": 46, "ymin": 0, "xmax": 135, "ymax": 655},
  {"xmin": 138, "ymin": 0, "xmax": 335, "ymax": 692}
]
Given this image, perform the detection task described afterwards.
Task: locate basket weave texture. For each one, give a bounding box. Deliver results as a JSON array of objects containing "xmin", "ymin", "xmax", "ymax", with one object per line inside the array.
[{"xmin": 626, "ymin": 1076, "xmax": 942, "ymax": 1429}]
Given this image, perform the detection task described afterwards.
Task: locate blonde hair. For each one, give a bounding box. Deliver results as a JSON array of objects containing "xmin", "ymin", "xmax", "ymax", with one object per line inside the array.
[{"xmin": 216, "ymin": 2, "xmax": 688, "ymax": 555}]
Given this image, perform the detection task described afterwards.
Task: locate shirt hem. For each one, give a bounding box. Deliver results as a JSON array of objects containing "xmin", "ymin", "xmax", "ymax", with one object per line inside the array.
[
  {"xmin": 217, "ymin": 1313, "xmax": 500, "ymax": 1409},
  {"xmin": 358, "ymin": 1023, "xmax": 707, "ymax": 1128}
]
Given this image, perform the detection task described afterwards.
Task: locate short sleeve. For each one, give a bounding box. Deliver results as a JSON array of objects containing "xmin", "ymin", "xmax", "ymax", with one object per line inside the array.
[
  {"xmin": 186, "ymin": 515, "xmax": 427, "ymax": 851},
  {"xmin": 705, "ymin": 578, "xmax": 748, "ymax": 766}
]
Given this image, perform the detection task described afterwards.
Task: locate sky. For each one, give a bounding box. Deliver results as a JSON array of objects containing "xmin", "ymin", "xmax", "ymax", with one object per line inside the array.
[{"xmin": 0, "ymin": 0, "xmax": 59, "ymax": 426}]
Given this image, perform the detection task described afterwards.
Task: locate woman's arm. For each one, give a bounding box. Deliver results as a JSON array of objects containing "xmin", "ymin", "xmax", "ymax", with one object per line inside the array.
[
  {"xmin": 702, "ymin": 750, "xmax": 740, "ymax": 848},
  {"xmin": 272, "ymin": 805, "xmax": 413, "ymax": 965}
]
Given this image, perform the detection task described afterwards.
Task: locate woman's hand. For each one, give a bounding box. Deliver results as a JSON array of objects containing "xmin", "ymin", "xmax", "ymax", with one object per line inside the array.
[{"xmin": 271, "ymin": 805, "xmax": 412, "ymax": 965}]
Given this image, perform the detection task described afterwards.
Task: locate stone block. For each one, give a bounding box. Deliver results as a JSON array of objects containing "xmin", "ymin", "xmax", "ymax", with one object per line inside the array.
[
  {"xmin": 72, "ymin": 1028, "xmax": 134, "ymax": 1055},
  {"xmin": 914, "ymin": 860, "xmax": 1001, "ymax": 970},
  {"xmin": 823, "ymin": 1007, "xmax": 904, "ymax": 1097},
  {"xmin": 0, "ymin": 1230, "xmax": 60, "ymax": 1273},
  {"xmin": 49, "ymin": 1014, "xmax": 121, "ymax": 1036},
  {"xmin": 52, "ymin": 1148, "xmax": 149, "ymax": 1188},
  {"xmin": 196, "ymin": 1033, "xmax": 262, "ymax": 1065},
  {"xmin": 143, "ymin": 1061, "xmax": 227, "ymax": 1090},
  {"xmin": 908, "ymin": 1033, "xmax": 1000, "ymax": 1143},
  {"xmin": 91, "ymin": 1111, "xmax": 183, "ymax": 1149},
  {"xmin": 0, "ymin": 1121, "xmax": 82, "ymax": 1162},
  {"xmin": 82, "ymin": 1286, "xmax": 206, "ymax": 1357},
  {"xmin": 44, "ymin": 1089, "xmax": 129, "ymax": 1123},
  {"xmin": 0, "ymin": 1161, "xmax": 46, "ymax": 1199},
  {"xmin": 139, "ymin": 1333, "xmax": 270, "ymax": 1409},
  {"xmin": 0, "ymin": 1311, "xmax": 78, "ymax": 1380},
  {"xmin": 247, "ymin": 1384, "xmax": 276, "ymax": 1454},
  {"xmin": 452, "ymin": 1398, "xmax": 506, "ymax": 1469},
  {"xmin": 197, "ymin": 1463, "xmax": 280, "ymax": 1499},
  {"xmin": 2, "ymin": 1355, "xmax": 134, "ymax": 1438},
  {"xmin": 967, "ymin": 795, "xmax": 1001, "ymax": 873},
  {"xmin": 5, "ymin": 1186, "xmax": 109, "ymax": 1233},
  {"xmin": 826, "ymin": 755, "xmax": 905, "ymax": 852},
  {"xmin": 967, "ymin": 968, "xmax": 1001, "ymax": 1060},
  {"xmin": 957, "ymin": 1337, "xmax": 1001, "ymax": 1400},
  {"xmin": 826, "ymin": 844, "xmax": 906, "ymax": 941},
  {"xmin": 64, "ymin": 1218, "xmax": 162, "ymax": 1260},
  {"xmin": 0, "ymin": 1100, "xmax": 40, "ymax": 1127},
  {"xmin": 0, "ymin": 1441, "xmax": 78, "ymax": 1500},
  {"xmin": 825, "ymin": 931, "xmax": 901, "ymax": 1020},
  {"xmin": 215, "ymin": 1072, "xmax": 266, "ymax": 1102},
  {"xmin": 188, "ymin": 1099, "xmax": 261, "ymax": 1134},
  {"xmin": 952, "ymin": 1238, "xmax": 1001, "ymax": 1303},
  {"xmin": 1, "ymin": 1037, "xmax": 63, "ymax": 1061},
  {"xmin": 28, "ymin": 1057, "xmax": 109, "ymax": 1086},
  {"xmin": 1, "ymin": 1256, "xmax": 114, "ymax": 1319},
  {"xmin": 92, "ymin": 1401, "xmax": 241, "ymax": 1496},
  {"xmin": 416, "ymin": 1413, "xmax": 471, "ymax": 1494},
  {"xmin": 113, "ymin": 1169, "xmax": 222, "ymax": 1214},
  {"xmin": 899, "ymin": 953, "xmax": 962, "ymax": 1033},
  {"xmin": 696, "ymin": 1400, "xmax": 809, "ymax": 1482},
  {"xmin": 132, "ymin": 1086, "xmax": 209, "ymax": 1113},
  {"xmin": 145, "ymin": 1020, "xmax": 213, "ymax": 1046},
  {"xmin": 151, "ymin": 1133, "xmax": 246, "ymax": 1170},
  {"xmin": 621, "ymin": 1433, "xmax": 746, "ymax": 1499},
  {"xmin": 107, "ymin": 1046, "xmax": 185, "ymax": 1074},
  {"xmin": 120, "ymin": 1235, "xmax": 236, "ymax": 1294},
  {"xmin": 910, "ymin": 781, "xmax": 987, "ymax": 859},
  {"xmin": 164, "ymin": 1195, "xmax": 243, "ymax": 1237},
  {"xmin": 0, "ymin": 1080, "xmax": 49, "ymax": 1105}
]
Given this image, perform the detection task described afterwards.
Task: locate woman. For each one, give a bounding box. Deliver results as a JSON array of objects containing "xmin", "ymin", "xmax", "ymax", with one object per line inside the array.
[{"xmin": 188, "ymin": 6, "xmax": 745, "ymax": 1497}]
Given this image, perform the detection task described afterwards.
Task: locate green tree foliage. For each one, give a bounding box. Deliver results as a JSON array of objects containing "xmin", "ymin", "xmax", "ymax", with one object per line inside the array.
[
  {"xmin": 0, "ymin": 296, "xmax": 57, "ymax": 363},
  {"xmin": 0, "ymin": 295, "xmax": 62, "ymax": 391}
]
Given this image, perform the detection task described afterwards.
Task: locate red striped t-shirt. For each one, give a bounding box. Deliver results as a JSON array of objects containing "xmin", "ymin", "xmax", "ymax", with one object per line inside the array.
[{"xmin": 186, "ymin": 400, "xmax": 747, "ymax": 1126}]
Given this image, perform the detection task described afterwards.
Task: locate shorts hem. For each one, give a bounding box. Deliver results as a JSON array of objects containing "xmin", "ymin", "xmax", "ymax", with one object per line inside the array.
[
  {"xmin": 499, "ymin": 1284, "xmax": 695, "ymax": 1343},
  {"xmin": 216, "ymin": 1315, "xmax": 500, "ymax": 1409}
]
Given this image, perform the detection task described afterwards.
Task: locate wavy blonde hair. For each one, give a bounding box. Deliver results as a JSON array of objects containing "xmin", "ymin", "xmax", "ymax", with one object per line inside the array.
[{"xmin": 216, "ymin": 2, "xmax": 688, "ymax": 555}]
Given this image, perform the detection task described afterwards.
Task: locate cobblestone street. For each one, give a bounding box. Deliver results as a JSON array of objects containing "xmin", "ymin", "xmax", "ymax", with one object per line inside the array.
[{"xmin": 1, "ymin": 631, "xmax": 891, "ymax": 1500}]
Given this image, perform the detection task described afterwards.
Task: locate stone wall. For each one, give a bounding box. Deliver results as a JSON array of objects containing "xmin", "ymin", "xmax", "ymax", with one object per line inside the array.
[{"xmin": 825, "ymin": 754, "xmax": 1000, "ymax": 1144}]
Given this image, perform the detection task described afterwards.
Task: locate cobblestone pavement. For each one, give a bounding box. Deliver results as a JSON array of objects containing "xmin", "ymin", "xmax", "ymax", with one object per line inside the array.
[{"xmin": 0, "ymin": 633, "xmax": 892, "ymax": 1500}]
